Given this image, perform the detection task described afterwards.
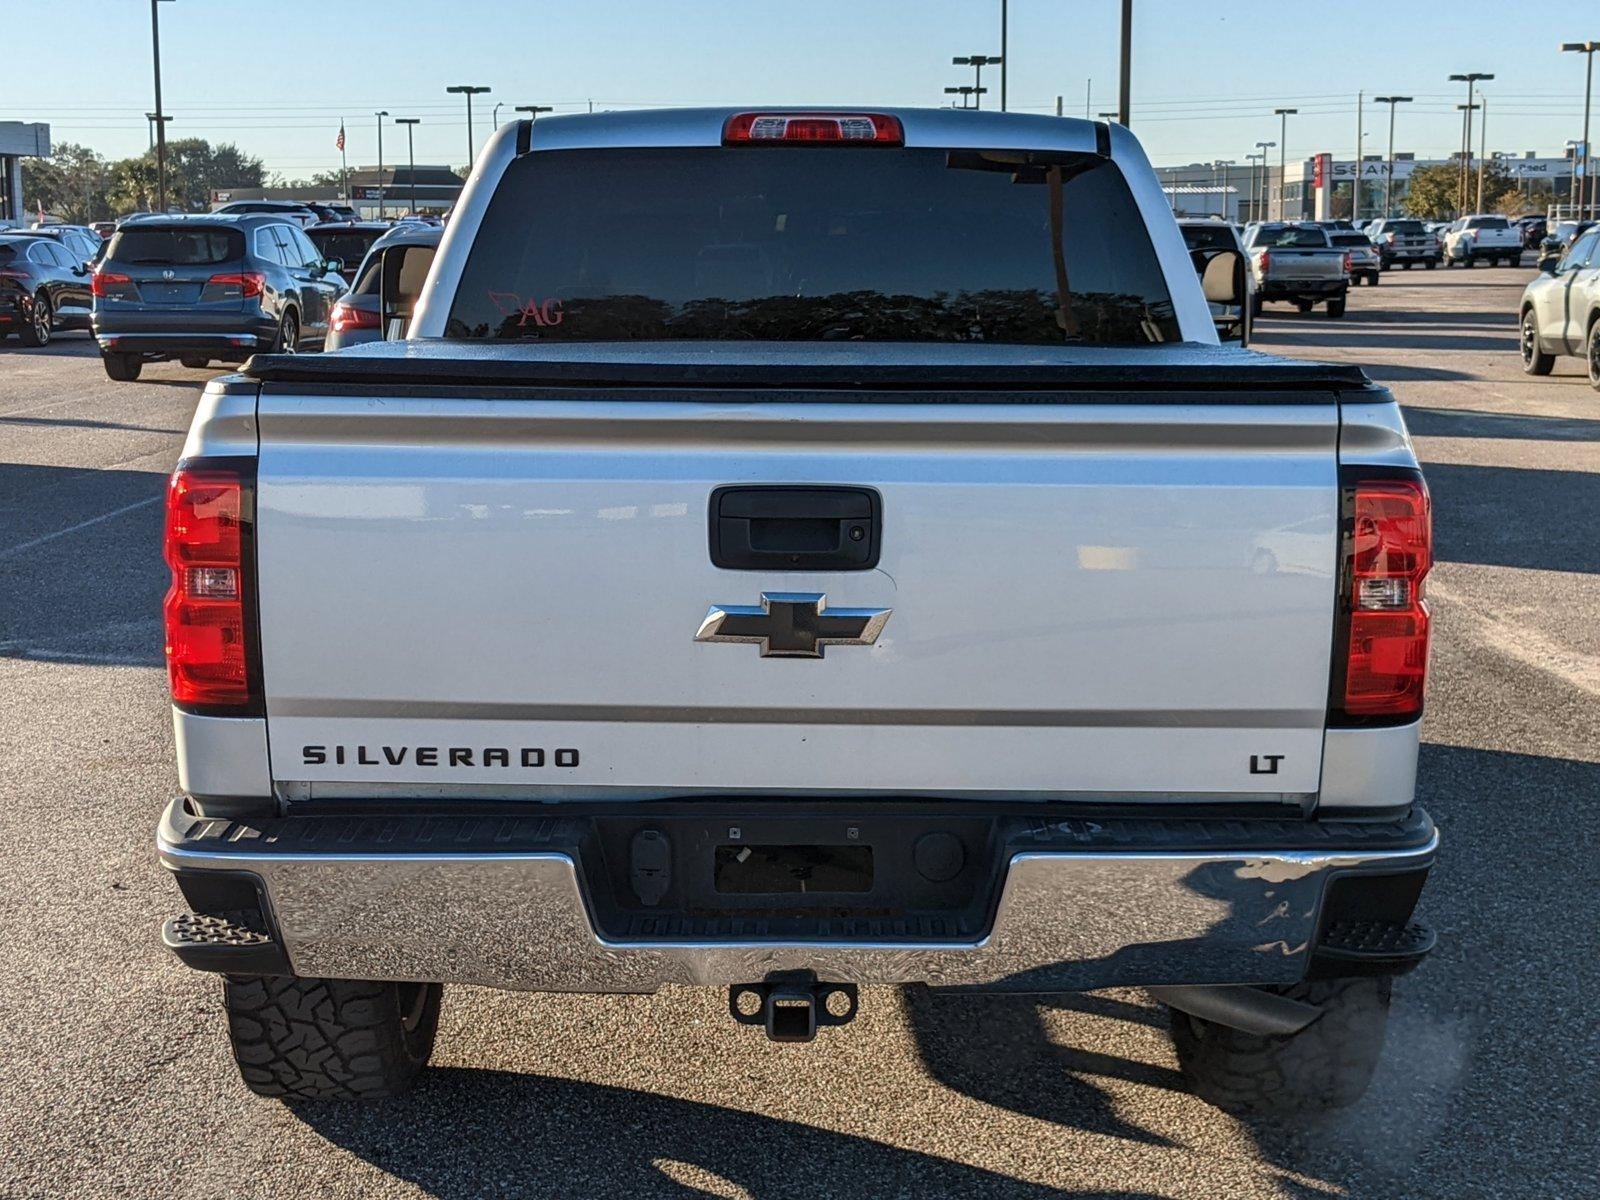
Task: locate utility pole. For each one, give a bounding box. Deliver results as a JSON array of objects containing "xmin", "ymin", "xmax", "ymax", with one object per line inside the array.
[
  {"xmin": 446, "ymin": 84, "xmax": 492, "ymax": 165},
  {"xmin": 1449, "ymin": 73, "xmax": 1493, "ymax": 215},
  {"xmin": 395, "ymin": 118, "xmax": 420, "ymax": 214},
  {"xmin": 1353, "ymin": 91, "xmax": 1363, "ymax": 222},
  {"xmin": 1562, "ymin": 43, "xmax": 1598, "ymax": 220},
  {"xmin": 952, "ymin": 55, "xmax": 1001, "ymax": 110},
  {"xmin": 1085, "ymin": 78, "xmax": 1092, "ymax": 119},
  {"xmin": 374, "ymin": 111, "xmax": 388, "ymax": 219},
  {"xmin": 1274, "ymin": 108, "xmax": 1297, "ymax": 220},
  {"xmin": 1118, "ymin": 0, "xmax": 1133, "ymax": 126},
  {"xmin": 1375, "ymin": 96, "xmax": 1412, "ymax": 218},
  {"xmin": 150, "ymin": 0, "xmax": 175, "ymax": 211},
  {"xmin": 1055, "ymin": 96, "xmax": 1063, "ymax": 117}
]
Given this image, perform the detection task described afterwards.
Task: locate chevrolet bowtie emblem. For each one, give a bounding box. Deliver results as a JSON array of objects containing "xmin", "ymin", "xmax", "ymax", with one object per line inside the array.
[{"xmin": 696, "ymin": 592, "xmax": 891, "ymax": 659}]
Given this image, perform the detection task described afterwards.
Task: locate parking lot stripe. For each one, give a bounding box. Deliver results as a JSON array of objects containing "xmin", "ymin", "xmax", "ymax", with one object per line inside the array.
[{"xmin": 0, "ymin": 495, "xmax": 160, "ymax": 563}]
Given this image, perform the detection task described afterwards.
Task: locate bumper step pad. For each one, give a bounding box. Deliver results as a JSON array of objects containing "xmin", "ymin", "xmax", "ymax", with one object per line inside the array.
[
  {"xmin": 1312, "ymin": 920, "xmax": 1436, "ymax": 977},
  {"xmin": 162, "ymin": 910, "xmax": 290, "ymax": 976}
]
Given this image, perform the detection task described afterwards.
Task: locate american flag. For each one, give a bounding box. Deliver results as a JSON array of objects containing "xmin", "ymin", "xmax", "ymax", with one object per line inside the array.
[{"xmin": 335, "ymin": 122, "xmax": 345, "ymax": 152}]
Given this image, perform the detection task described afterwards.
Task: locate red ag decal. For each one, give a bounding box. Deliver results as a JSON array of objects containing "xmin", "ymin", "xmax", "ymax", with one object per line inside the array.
[{"xmin": 488, "ymin": 290, "xmax": 564, "ymax": 327}]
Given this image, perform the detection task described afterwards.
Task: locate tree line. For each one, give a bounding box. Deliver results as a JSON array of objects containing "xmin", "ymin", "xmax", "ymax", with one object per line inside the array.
[{"xmin": 19, "ymin": 139, "xmax": 343, "ymax": 223}]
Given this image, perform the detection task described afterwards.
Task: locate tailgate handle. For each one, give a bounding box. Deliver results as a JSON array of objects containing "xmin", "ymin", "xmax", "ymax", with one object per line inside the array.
[{"xmin": 710, "ymin": 486, "xmax": 881, "ymax": 571}]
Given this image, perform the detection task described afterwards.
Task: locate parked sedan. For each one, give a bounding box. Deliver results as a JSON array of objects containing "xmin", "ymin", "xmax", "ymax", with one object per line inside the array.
[
  {"xmin": 91, "ymin": 213, "xmax": 345, "ymax": 380},
  {"xmin": 0, "ymin": 233, "xmax": 94, "ymax": 346},
  {"xmin": 1520, "ymin": 224, "xmax": 1600, "ymax": 388}
]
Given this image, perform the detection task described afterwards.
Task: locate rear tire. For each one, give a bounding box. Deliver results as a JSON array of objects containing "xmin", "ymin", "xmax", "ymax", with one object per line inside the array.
[
  {"xmin": 19, "ymin": 292, "xmax": 51, "ymax": 347},
  {"xmin": 1169, "ymin": 976, "xmax": 1392, "ymax": 1115},
  {"xmin": 1521, "ymin": 309, "xmax": 1555, "ymax": 376},
  {"xmin": 272, "ymin": 310, "xmax": 300, "ymax": 355},
  {"xmin": 1327, "ymin": 295, "xmax": 1347, "ymax": 318},
  {"xmin": 222, "ymin": 975, "xmax": 442, "ymax": 1100},
  {"xmin": 102, "ymin": 352, "xmax": 142, "ymax": 381},
  {"xmin": 1425, "ymin": 258, "xmax": 1437, "ymax": 269},
  {"xmin": 1587, "ymin": 319, "xmax": 1600, "ymax": 391}
]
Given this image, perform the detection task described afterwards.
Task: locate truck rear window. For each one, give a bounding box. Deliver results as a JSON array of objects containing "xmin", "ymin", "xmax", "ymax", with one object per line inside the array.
[
  {"xmin": 445, "ymin": 147, "xmax": 1181, "ymax": 345},
  {"xmin": 108, "ymin": 226, "xmax": 242, "ymax": 265}
]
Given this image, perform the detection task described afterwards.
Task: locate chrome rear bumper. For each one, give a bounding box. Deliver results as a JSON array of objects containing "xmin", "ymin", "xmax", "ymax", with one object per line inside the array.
[{"xmin": 157, "ymin": 798, "xmax": 1437, "ymax": 993}]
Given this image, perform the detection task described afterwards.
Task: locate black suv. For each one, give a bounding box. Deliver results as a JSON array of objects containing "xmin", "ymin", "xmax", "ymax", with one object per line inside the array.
[{"xmin": 91, "ymin": 214, "xmax": 346, "ymax": 380}]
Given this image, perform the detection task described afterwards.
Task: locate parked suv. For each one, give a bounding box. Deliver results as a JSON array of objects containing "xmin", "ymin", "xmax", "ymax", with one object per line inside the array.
[
  {"xmin": 324, "ymin": 222, "xmax": 442, "ymax": 350},
  {"xmin": 15, "ymin": 224, "xmax": 103, "ymax": 266},
  {"xmin": 1520, "ymin": 224, "xmax": 1600, "ymax": 387},
  {"xmin": 91, "ymin": 214, "xmax": 345, "ymax": 380},
  {"xmin": 305, "ymin": 221, "xmax": 391, "ymax": 285},
  {"xmin": 0, "ymin": 232, "xmax": 94, "ymax": 346},
  {"xmin": 1364, "ymin": 218, "xmax": 1439, "ymax": 270}
]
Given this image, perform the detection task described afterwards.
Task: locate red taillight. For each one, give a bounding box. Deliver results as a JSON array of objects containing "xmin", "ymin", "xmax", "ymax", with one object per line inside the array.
[
  {"xmin": 1343, "ymin": 251, "xmax": 1353, "ymax": 273},
  {"xmin": 329, "ymin": 300, "xmax": 379, "ymax": 333},
  {"xmin": 1338, "ymin": 477, "xmax": 1431, "ymax": 720},
  {"xmin": 164, "ymin": 461, "xmax": 257, "ymax": 711},
  {"xmin": 722, "ymin": 112, "xmax": 904, "ymax": 146},
  {"xmin": 207, "ymin": 271, "xmax": 265, "ymax": 298},
  {"xmin": 91, "ymin": 270, "xmax": 131, "ymax": 297},
  {"xmin": 1256, "ymin": 249, "xmax": 1271, "ymax": 272}
]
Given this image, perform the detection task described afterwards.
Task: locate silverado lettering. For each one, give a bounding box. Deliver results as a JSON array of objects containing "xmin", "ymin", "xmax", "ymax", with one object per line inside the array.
[{"xmin": 301, "ymin": 745, "xmax": 580, "ymax": 768}]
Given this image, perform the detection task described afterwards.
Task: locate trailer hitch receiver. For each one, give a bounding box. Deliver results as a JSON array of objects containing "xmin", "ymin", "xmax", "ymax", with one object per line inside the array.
[{"xmin": 729, "ymin": 974, "xmax": 859, "ymax": 1043}]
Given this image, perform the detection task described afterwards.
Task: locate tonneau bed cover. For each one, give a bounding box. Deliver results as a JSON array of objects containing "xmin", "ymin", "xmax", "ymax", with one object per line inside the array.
[{"xmin": 240, "ymin": 339, "xmax": 1372, "ymax": 394}]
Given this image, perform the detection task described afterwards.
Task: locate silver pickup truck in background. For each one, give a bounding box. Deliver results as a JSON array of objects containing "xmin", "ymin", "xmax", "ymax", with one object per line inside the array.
[
  {"xmin": 157, "ymin": 108, "xmax": 1436, "ymax": 1114},
  {"xmin": 1243, "ymin": 222, "xmax": 1351, "ymax": 317}
]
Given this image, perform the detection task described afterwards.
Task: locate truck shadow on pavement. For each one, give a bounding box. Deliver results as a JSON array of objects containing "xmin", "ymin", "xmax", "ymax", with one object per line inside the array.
[
  {"xmin": 1422, "ymin": 459, "xmax": 1600, "ymax": 574},
  {"xmin": 291, "ymin": 1069, "xmax": 1161, "ymax": 1200},
  {"xmin": 1404, "ymin": 405, "xmax": 1600, "ymax": 442},
  {"xmin": 0, "ymin": 462, "xmax": 167, "ymax": 666}
]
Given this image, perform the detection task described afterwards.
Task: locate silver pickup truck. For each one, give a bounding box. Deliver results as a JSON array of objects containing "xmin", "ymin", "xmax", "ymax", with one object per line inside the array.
[
  {"xmin": 157, "ymin": 108, "xmax": 1436, "ymax": 1114},
  {"xmin": 1243, "ymin": 222, "xmax": 1351, "ymax": 317}
]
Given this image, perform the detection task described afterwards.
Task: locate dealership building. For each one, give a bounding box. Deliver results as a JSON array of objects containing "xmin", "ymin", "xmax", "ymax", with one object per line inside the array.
[
  {"xmin": 1158, "ymin": 150, "xmax": 1585, "ymax": 223},
  {"xmin": 0, "ymin": 121, "xmax": 50, "ymax": 226},
  {"xmin": 210, "ymin": 165, "xmax": 463, "ymax": 218}
]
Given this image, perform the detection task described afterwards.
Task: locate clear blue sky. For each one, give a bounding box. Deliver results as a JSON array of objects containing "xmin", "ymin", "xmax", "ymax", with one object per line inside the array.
[{"xmin": 24, "ymin": 0, "xmax": 1600, "ymax": 176}]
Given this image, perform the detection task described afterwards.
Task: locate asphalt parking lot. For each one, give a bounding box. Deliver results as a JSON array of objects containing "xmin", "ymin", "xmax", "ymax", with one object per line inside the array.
[{"xmin": 2, "ymin": 267, "xmax": 1596, "ymax": 1199}]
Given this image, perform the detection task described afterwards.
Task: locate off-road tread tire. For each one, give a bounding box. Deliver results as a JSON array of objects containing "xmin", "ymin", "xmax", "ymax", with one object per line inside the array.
[
  {"xmin": 223, "ymin": 975, "xmax": 441, "ymax": 1100},
  {"xmin": 1169, "ymin": 977, "xmax": 1391, "ymax": 1115}
]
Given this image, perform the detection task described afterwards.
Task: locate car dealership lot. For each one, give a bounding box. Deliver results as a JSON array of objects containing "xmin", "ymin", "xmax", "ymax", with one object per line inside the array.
[{"xmin": 2, "ymin": 268, "xmax": 1597, "ymax": 1198}]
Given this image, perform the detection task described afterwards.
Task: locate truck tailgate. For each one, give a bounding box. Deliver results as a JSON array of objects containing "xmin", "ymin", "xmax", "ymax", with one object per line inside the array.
[
  {"xmin": 1266, "ymin": 251, "xmax": 1346, "ymax": 281},
  {"xmin": 253, "ymin": 388, "xmax": 1341, "ymax": 802}
]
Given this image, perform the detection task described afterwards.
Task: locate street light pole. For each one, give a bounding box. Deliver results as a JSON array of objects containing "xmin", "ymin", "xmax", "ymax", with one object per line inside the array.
[
  {"xmin": 1118, "ymin": 0, "xmax": 1133, "ymax": 126},
  {"xmin": 944, "ymin": 86, "xmax": 985, "ymax": 109},
  {"xmin": 1214, "ymin": 159, "xmax": 1236, "ymax": 221},
  {"xmin": 1353, "ymin": 91, "xmax": 1363, "ymax": 222},
  {"xmin": 1274, "ymin": 108, "xmax": 1297, "ymax": 220},
  {"xmin": 492, "ymin": 102, "xmax": 504, "ymax": 129},
  {"xmin": 446, "ymin": 85, "xmax": 492, "ymax": 166},
  {"xmin": 952, "ymin": 56, "xmax": 1001, "ymax": 111},
  {"xmin": 1455, "ymin": 103, "xmax": 1480, "ymax": 214},
  {"xmin": 1562, "ymin": 43, "xmax": 1599, "ymax": 220},
  {"xmin": 1255, "ymin": 140, "xmax": 1276, "ymax": 223},
  {"xmin": 150, "ymin": 0, "xmax": 175, "ymax": 211},
  {"xmin": 1477, "ymin": 95, "xmax": 1489, "ymax": 212},
  {"xmin": 515, "ymin": 104, "xmax": 554, "ymax": 124},
  {"xmin": 1000, "ymin": 0, "xmax": 1007, "ymax": 111},
  {"xmin": 1449, "ymin": 73, "xmax": 1493, "ymax": 215},
  {"xmin": 374, "ymin": 111, "xmax": 388, "ymax": 219},
  {"xmin": 395, "ymin": 118, "xmax": 420, "ymax": 214},
  {"xmin": 1375, "ymin": 96, "xmax": 1412, "ymax": 218}
]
